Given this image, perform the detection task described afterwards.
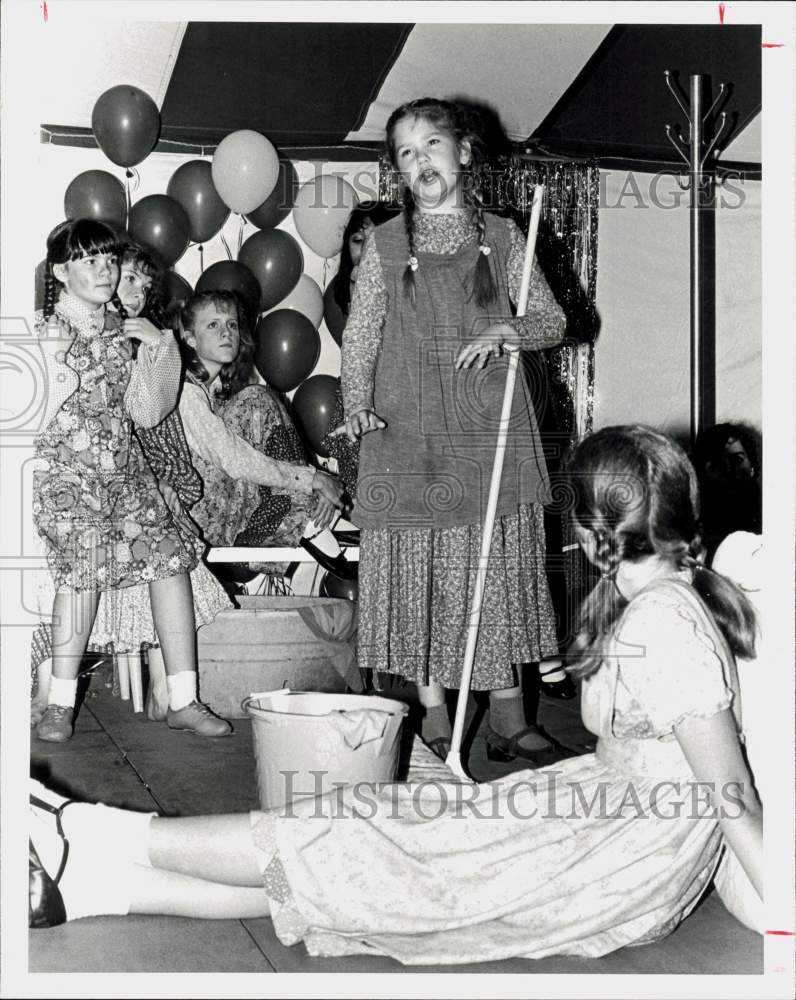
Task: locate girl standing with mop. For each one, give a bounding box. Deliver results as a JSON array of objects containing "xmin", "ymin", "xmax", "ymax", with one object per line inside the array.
[{"xmin": 334, "ymin": 98, "xmax": 567, "ymax": 761}]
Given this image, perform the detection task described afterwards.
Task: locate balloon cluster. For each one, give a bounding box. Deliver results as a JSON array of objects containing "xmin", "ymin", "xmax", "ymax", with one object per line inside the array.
[{"xmin": 48, "ymin": 83, "xmax": 361, "ymax": 457}]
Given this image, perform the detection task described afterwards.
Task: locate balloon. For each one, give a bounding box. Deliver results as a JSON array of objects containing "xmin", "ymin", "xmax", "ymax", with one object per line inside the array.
[
  {"xmin": 167, "ymin": 160, "xmax": 230, "ymax": 244},
  {"xmin": 320, "ymin": 572, "xmax": 358, "ymax": 602},
  {"xmin": 239, "ymin": 229, "xmax": 303, "ymax": 311},
  {"xmin": 64, "ymin": 171, "xmax": 127, "ymax": 228},
  {"xmin": 254, "ymin": 310, "xmax": 320, "ymax": 393},
  {"xmin": 162, "ymin": 271, "xmax": 194, "ymax": 316},
  {"xmin": 322, "ymin": 277, "xmax": 348, "ymax": 346},
  {"xmin": 211, "ymin": 130, "xmax": 279, "ymax": 214},
  {"xmin": 194, "ymin": 260, "xmax": 262, "ymax": 327},
  {"xmin": 91, "ymin": 85, "xmax": 160, "ymax": 168},
  {"xmin": 245, "ymin": 158, "xmax": 298, "ymax": 230},
  {"xmin": 267, "ymin": 274, "xmax": 323, "ymax": 327},
  {"xmin": 128, "ymin": 195, "xmax": 190, "ymax": 268},
  {"xmin": 34, "ymin": 259, "xmax": 47, "ymax": 312},
  {"xmin": 293, "ymin": 175, "xmax": 358, "ymax": 258},
  {"xmin": 292, "ymin": 374, "xmax": 339, "ymax": 457}
]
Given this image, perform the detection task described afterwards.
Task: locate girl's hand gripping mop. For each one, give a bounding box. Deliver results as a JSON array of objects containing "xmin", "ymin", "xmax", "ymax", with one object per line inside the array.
[{"xmin": 446, "ymin": 184, "xmax": 546, "ymax": 782}]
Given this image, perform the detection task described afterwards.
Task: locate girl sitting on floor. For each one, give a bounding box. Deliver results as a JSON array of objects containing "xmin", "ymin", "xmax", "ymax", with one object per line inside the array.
[{"xmin": 30, "ymin": 425, "xmax": 762, "ymax": 961}]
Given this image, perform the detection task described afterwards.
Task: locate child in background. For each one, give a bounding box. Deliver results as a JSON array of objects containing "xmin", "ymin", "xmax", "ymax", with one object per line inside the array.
[
  {"xmin": 334, "ymin": 98, "xmax": 567, "ymax": 761},
  {"xmin": 32, "ymin": 219, "xmax": 231, "ymax": 742},
  {"xmin": 321, "ymin": 203, "xmax": 399, "ymax": 499},
  {"xmin": 103, "ymin": 243, "xmax": 231, "ymax": 720},
  {"xmin": 173, "ymin": 290, "xmax": 348, "ymax": 583}
]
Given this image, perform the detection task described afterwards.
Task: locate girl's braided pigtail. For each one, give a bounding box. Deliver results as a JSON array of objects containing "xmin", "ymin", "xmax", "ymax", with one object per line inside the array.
[{"xmin": 401, "ymin": 188, "xmax": 418, "ymax": 308}]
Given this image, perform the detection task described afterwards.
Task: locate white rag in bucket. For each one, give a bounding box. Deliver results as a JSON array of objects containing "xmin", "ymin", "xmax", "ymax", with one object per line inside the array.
[{"xmin": 330, "ymin": 709, "xmax": 388, "ymax": 750}]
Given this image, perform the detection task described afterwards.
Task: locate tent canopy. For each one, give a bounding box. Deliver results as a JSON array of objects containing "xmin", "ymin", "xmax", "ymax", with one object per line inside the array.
[{"xmin": 41, "ymin": 21, "xmax": 761, "ymax": 168}]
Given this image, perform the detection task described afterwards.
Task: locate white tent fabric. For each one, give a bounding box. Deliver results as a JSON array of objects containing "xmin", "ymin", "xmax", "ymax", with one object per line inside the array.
[
  {"xmin": 346, "ymin": 23, "xmax": 613, "ymax": 144},
  {"xmin": 38, "ymin": 17, "xmax": 186, "ymax": 124}
]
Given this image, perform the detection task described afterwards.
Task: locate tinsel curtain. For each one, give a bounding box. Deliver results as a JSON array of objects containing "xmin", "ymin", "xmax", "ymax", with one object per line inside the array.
[{"xmin": 379, "ymin": 155, "xmax": 601, "ymax": 629}]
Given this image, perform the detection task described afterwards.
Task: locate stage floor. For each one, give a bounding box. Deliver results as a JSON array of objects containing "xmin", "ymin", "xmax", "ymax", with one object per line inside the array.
[{"xmin": 28, "ymin": 668, "xmax": 763, "ymax": 979}]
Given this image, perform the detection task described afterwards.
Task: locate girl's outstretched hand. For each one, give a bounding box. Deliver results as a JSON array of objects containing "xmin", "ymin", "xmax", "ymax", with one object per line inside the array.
[
  {"xmin": 331, "ymin": 409, "xmax": 387, "ymax": 444},
  {"xmin": 311, "ymin": 470, "xmax": 345, "ymax": 528},
  {"xmin": 122, "ymin": 317, "xmax": 165, "ymax": 348},
  {"xmin": 455, "ymin": 323, "xmax": 520, "ymax": 370}
]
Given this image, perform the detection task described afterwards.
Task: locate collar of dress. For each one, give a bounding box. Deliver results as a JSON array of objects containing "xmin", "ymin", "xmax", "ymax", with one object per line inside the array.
[{"xmin": 55, "ymin": 293, "xmax": 106, "ymax": 337}]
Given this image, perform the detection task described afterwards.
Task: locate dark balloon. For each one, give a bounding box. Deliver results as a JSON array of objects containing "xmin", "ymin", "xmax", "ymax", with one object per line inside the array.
[
  {"xmin": 254, "ymin": 309, "xmax": 320, "ymax": 393},
  {"xmin": 167, "ymin": 160, "xmax": 230, "ymax": 244},
  {"xmin": 162, "ymin": 271, "xmax": 194, "ymax": 317},
  {"xmin": 245, "ymin": 158, "xmax": 299, "ymax": 230},
  {"xmin": 320, "ymin": 572, "xmax": 358, "ymax": 602},
  {"xmin": 194, "ymin": 260, "xmax": 262, "ymax": 327},
  {"xmin": 239, "ymin": 229, "xmax": 303, "ymax": 311},
  {"xmin": 91, "ymin": 85, "xmax": 160, "ymax": 168},
  {"xmin": 64, "ymin": 171, "xmax": 127, "ymax": 228},
  {"xmin": 322, "ymin": 276, "xmax": 347, "ymax": 346},
  {"xmin": 291, "ymin": 374, "xmax": 339, "ymax": 457},
  {"xmin": 34, "ymin": 259, "xmax": 47, "ymax": 312},
  {"xmin": 128, "ymin": 195, "xmax": 190, "ymax": 268}
]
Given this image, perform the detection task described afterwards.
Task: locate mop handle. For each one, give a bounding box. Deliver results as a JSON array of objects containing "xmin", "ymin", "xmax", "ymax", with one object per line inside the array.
[{"xmin": 447, "ymin": 185, "xmax": 545, "ymax": 768}]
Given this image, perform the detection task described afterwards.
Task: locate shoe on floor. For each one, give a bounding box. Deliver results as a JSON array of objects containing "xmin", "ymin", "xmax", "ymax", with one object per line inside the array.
[
  {"xmin": 539, "ymin": 674, "xmax": 578, "ymax": 700},
  {"xmin": 35, "ymin": 705, "xmax": 74, "ymax": 743},
  {"xmin": 485, "ymin": 725, "xmax": 577, "ymax": 766},
  {"xmin": 166, "ymin": 701, "xmax": 232, "ymax": 737}
]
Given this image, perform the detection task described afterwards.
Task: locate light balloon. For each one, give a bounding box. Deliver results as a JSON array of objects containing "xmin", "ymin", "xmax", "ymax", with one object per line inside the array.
[
  {"xmin": 212, "ymin": 130, "xmax": 279, "ymax": 214},
  {"xmin": 293, "ymin": 175, "xmax": 359, "ymax": 258},
  {"xmin": 267, "ymin": 274, "xmax": 323, "ymax": 327}
]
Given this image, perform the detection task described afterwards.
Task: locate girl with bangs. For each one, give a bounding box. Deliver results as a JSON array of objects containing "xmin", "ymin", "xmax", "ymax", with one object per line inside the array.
[{"xmin": 32, "ymin": 219, "xmax": 231, "ymax": 742}]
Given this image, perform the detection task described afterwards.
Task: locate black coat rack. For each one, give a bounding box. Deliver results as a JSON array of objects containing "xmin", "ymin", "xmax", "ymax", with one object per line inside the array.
[{"xmin": 664, "ymin": 71, "xmax": 729, "ymax": 446}]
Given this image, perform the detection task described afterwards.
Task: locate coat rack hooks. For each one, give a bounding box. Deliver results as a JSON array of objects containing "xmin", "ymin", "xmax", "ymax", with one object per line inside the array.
[{"xmin": 663, "ymin": 70, "xmax": 731, "ymax": 445}]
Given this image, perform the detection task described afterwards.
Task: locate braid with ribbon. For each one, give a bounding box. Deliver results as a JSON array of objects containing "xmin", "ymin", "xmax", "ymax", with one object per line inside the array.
[{"xmin": 401, "ymin": 187, "xmax": 419, "ymax": 306}]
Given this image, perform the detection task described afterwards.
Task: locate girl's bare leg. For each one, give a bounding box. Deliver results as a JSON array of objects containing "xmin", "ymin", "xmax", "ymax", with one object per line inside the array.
[
  {"xmin": 129, "ymin": 865, "xmax": 271, "ymax": 920},
  {"xmin": 147, "ymin": 572, "xmax": 231, "ymax": 734},
  {"xmin": 147, "ymin": 814, "xmax": 264, "ymax": 887},
  {"xmin": 148, "ymin": 573, "xmax": 197, "ymax": 676},
  {"xmin": 51, "ymin": 588, "xmax": 100, "ymax": 679}
]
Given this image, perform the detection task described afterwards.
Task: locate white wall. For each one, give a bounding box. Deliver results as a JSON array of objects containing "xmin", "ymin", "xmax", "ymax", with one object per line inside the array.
[
  {"xmin": 593, "ymin": 169, "xmax": 761, "ymax": 437},
  {"xmin": 31, "ymin": 143, "xmax": 380, "ymax": 381}
]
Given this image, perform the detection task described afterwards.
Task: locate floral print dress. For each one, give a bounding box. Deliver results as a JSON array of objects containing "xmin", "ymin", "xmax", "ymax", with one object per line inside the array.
[
  {"xmin": 251, "ymin": 577, "xmax": 742, "ymax": 964},
  {"xmin": 33, "ymin": 294, "xmax": 203, "ymax": 594}
]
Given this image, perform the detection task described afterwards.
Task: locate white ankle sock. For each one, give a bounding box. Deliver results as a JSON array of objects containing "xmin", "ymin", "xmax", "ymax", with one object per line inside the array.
[
  {"xmin": 47, "ymin": 676, "xmax": 78, "ymax": 709},
  {"xmin": 166, "ymin": 670, "xmax": 197, "ymax": 712}
]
